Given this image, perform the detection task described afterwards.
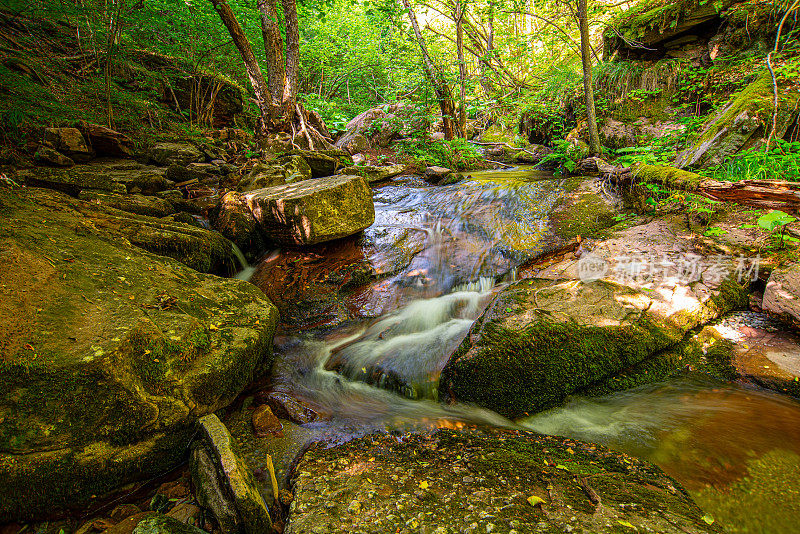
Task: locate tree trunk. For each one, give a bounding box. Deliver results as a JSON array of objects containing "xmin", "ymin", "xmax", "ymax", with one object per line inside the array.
[
  {"xmin": 282, "ymin": 0, "xmax": 300, "ymax": 114},
  {"xmin": 402, "ymin": 0, "xmax": 457, "ymax": 140},
  {"xmin": 455, "ymin": 0, "xmax": 467, "ymax": 138},
  {"xmin": 209, "ymin": 0, "xmax": 270, "ymax": 132},
  {"xmin": 577, "ymin": 0, "xmax": 601, "ymax": 155},
  {"xmin": 256, "ymin": 0, "xmax": 285, "ymax": 117},
  {"xmin": 479, "ymin": 7, "xmax": 495, "ymax": 95}
]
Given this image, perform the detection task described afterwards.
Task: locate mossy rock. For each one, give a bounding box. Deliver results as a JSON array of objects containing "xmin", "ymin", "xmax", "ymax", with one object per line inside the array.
[
  {"xmin": 549, "ymin": 178, "xmax": 621, "ymax": 240},
  {"xmin": 0, "ymin": 187, "xmax": 279, "ymax": 520},
  {"xmin": 243, "ymin": 175, "xmax": 375, "ymax": 246},
  {"xmin": 288, "ymin": 428, "xmax": 719, "ymax": 534},
  {"xmin": 337, "ymin": 164, "xmax": 405, "ymax": 183},
  {"xmin": 440, "ymin": 277, "xmax": 747, "ymax": 418},
  {"xmin": 675, "ymin": 71, "xmax": 800, "ymax": 168},
  {"xmin": 283, "ymin": 149, "xmax": 352, "ymax": 178},
  {"xmin": 632, "ymin": 163, "xmax": 703, "ymax": 190},
  {"xmin": 78, "ymin": 190, "xmax": 175, "ymax": 218},
  {"xmin": 238, "ymin": 162, "xmax": 287, "ymax": 192},
  {"xmin": 213, "ymin": 191, "xmax": 267, "ymax": 262},
  {"xmin": 278, "ymin": 154, "xmax": 313, "ymax": 183}
]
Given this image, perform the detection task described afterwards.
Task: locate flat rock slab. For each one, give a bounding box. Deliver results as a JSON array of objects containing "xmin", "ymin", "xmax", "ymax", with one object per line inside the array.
[
  {"xmin": 0, "ymin": 187, "xmax": 278, "ymax": 520},
  {"xmin": 244, "ymin": 175, "xmax": 374, "ymax": 246},
  {"xmin": 763, "ymin": 263, "xmax": 800, "ymax": 328},
  {"xmin": 288, "ymin": 428, "xmax": 718, "ymax": 534}
]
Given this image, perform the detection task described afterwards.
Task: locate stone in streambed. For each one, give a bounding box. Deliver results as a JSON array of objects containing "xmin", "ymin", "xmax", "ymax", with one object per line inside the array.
[
  {"xmin": 243, "ymin": 175, "xmax": 374, "ymax": 246},
  {"xmin": 43, "ymin": 127, "xmax": 92, "ymax": 161},
  {"xmin": 288, "ymin": 428, "xmax": 718, "ymax": 534},
  {"xmin": 78, "ymin": 190, "xmax": 176, "ymax": 218},
  {"xmin": 149, "ymin": 142, "xmax": 203, "ymax": 167},
  {"xmin": 213, "ymin": 191, "xmax": 268, "ymax": 261},
  {"xmin": 440, "ymin": 276, "xmax": 747, "ymax": 418},
  {"xmin": 283, "ymin": 149, "xmax": 353, "ymax": 178},
  {"xmin": 34, "ymin": 146, "xmax": 74, "ymax": 167},
  {"xmin": 763, "ymin": 263, "xmax": 800, "ymax": 330},
  {"xmin": 0, "ymin": 187, "xmax": 278, "ymax": 520},
  {"xmin": 238, "ymin": 162, "xmax": 287, "ymax": 191},
  {"xmin": 76, "ymin": 121, "xmax": 135, "ymax": 157},
  {"xmin": 337, "ymin": 163, "xmax": 405, "ymax": 183},
  {"xmin": 191, "ymin": 414, "xmax": 272, "ymax": 534},
  {"xmin": 252, "ymin": 404, "xmax": 283, "ymax": 437}
]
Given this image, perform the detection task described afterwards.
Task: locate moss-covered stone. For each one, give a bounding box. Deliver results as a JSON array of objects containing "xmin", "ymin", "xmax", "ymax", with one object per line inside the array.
[
  {"xmin": 213, "ymin": 191, "xmax": 267, "ymax": 262},
  {"xmin": 549, "ymin": 178, "xmax": 621, "ymax": 239},
  {"xmin": 675, "ymin": 72, "xmax": 800, "ymax": 168},
  {"xmin": 439, "ymin": 277, "xmax": 747, "ymax": 418},
  {"xmin": 0, "ymin": 187, "xmax": 279, "ymax": 520},
  {"xmin": 288, "ymin": 428, "xmax": 719, "ymax": 534},
  {"xmin": 78, "ymin": 190, "xmax": 176, "ymax": 218},
  {"xmin": 278, "ymin": 154, "xmax": 313, "ymax": 183},
  {"xmin": 337, "ymin": 163, "xmax": 405, "ymax": 183},
  {"xmin": 283, "ymin": 149, "xmax": 351, "ymax": 177},
  {"xmin": 633, "ymin": 163, "xmax": 703, "ymax": 190},
  {"xmin": 243, "ymin": 175, "xmax": 375, "ymax": 246}
]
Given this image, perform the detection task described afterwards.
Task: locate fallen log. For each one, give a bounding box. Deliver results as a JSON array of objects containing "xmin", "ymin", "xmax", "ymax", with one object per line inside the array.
[{"xmin": 600, "ymin": 163, "xmax": 800, "ymax": 213}]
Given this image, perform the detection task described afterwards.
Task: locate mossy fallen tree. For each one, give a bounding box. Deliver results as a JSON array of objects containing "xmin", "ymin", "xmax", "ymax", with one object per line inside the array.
[{"xmin": 601, "ymin": 163, "xmax": 800, "ymax": 212}]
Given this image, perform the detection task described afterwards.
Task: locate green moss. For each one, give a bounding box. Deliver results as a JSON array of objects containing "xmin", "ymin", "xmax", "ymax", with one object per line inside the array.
[{"xmin": 633, "ymin": 163, "xmax": 703, "ymax": 190}]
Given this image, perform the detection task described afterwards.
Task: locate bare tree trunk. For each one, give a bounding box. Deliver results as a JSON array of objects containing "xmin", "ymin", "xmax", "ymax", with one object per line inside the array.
[
  {"xmin": 282, "ymin": 0, "xmax": 300, "ymax": 115},
  {"xmin": 256, "ymin": 0, "xmax": 285, "ymax": 118},
  {"xmin": 479, "ymin": 6, "xmax": 495, "ymax": 95},
  {"xmin": 402, "ymin": 0, "xmax": 457, "ymax": 140},
  {"xmin": 455, "ymin": 0, "xmax": 467, "ymax": 137},
  {"xmin": 209, "ymin": 0, "xmax": 270, "ymax": 132},
  {"xmin": 577, "ymin": 0, "xmax": 601, "ymax": 155}
]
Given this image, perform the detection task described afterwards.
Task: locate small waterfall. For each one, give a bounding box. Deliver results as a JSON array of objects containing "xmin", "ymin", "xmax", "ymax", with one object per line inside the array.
[{"xmin": 230, "ymin": 243, "xmax": 257, "ymax": 281}]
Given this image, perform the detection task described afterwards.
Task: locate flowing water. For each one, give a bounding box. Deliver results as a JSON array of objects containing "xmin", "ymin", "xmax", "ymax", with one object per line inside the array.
[{"xmin": 244, "ymin": 168, "xmax": 800, "ymax": 532}]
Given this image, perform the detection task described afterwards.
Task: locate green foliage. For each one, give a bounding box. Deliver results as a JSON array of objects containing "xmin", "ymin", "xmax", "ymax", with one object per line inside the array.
[
  {"xmin": 703, "ymin": 140, "xmax": 800, "ymax": 181},
  {"xmin": 757, "ymin": 210, "xmax": 798, "ymax": 249},
  {"xmin": 539, "ymin": 140, "xmax": 587, "ymax": 173},
  {"xmin": 393, "ymin": 137, "xmax": 484, "ymax": 171}
]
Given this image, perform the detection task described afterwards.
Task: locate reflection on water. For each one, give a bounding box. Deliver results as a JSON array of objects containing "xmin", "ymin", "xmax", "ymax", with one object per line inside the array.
[{"xmin": 521, "ymin": 375, "xmax": 800, "ymax": 532}]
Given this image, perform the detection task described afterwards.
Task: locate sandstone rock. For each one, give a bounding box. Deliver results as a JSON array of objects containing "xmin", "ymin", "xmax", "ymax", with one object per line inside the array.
[
  {"xmin": 338, "ymin": 164, "xmax": 405, "ymax": 183},
  {"xmin": 763, "ymin": 263, "xmax": 800, "ymax": 329},
  {"xmin": 238, "ymin": 162, "xmax": 286, "ymax": 192},
  {"xmin": 43, "ymin": 127, "xmax": 92, "ymax": 161},
  {"xmin": 243, "ymin": 175, "xmax": 375, "ymax": 246},
  {"xmin": 334, "ymin": 131, "xmax": 370, "ymax": 154},
  {"xmin": 288, "ymin": 428, "xmax": 717, "ymax": 534},
  {"xmin": 149, "ymin": 143, "xmax": 203, "ymax": 167},
  {"xmin": 283, "ymin": 149, "xmax": 350, "ymax": 178},
  {"xmin": 191, "ymin": 414, "xmax": 272, "ymax": 534},
  {"xmin": 423, "ymin": 165, "xmax": 454, "ymax": 184},
  {"xmin": 20, "ymin": 166, "xmax": 127, "ymax": 194},
  {"xmin": 132, "ymin": 514, "xmax": 206, "ymax": 534},
  {"xmin": 78, "ymin": 190, "xmax": 175, "ymax": 218},
  {"xmin": 259, "ymin": 390, "xmax": 326, "ymax": 425},
  {"xmin": 440, "ymin": 276, "xmax": 747, "ymax": 418},
  {"xmin": 511, "ymin": 144, "xmax": 553, "ymax": 164},
  {"xmin": 278, "ymin": 154, "xmax": 312, "ymax": 183},
  {"xmin": 0, "ymin": 188, "xmax": 278, "ymax": 520},
  {"xmin": 214, "ymin": 191, "xmax": 267, "ymax": 261},
  {"xmin": 549, "ymin": 177, "xmax": 622, "ymax": 240},
  {"xmin": 34, "ymin": 146, "xmax": 74, "ymax": 167},
  {"xmin": 77, "ymin": 122, "xmax": 134, "ymax": 157},
  {"xmin": 251, "ymin": 404, "xmax": 283, "ymax": 437}
]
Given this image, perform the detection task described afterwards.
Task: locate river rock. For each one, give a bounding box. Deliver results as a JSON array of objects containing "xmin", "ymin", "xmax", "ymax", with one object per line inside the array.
[
  {"xmin": 238, "ymin": 161, "xmax": 286, "ymax": 191},
  {"xmin": 338, "ymin": 163, "xmax": 405, "ymax": 183},
  {"xmin": 440, "ymin": 276, "xmax": 747, "ymax": 418},
  {"xmin": 18, "ymin": 162, "xmax": 170, "ymax": 196},
  {"xmin": 132, "ymin": 514, "xmax": 206, "ymax": 534},
  {"xmin": 334, "ymin": 131, "xmax": 370, "ymax": 154},
  {"xmin": 78, "ymin": 190, "xmax": 176, "ymax": 218},
  {"xmin": 34, "ymin": 145, "xmax": 74, "ymax": 167},
  {"xmin": 549, "ymin": 177, "xmax": 622, "ymax": 240},
  {"xmin": 278, "ymin": 154, "xmax": 313, "ymax": 183},
  {"xmin": 423, "ymin": 165, "xmax": 455, "ymax": 184},
  {"xmin": 213, "ymin": 191, "xmax": 267, "ymax": 261},
  {"xmin": 149, "ymin": 142, "xmax": 203, "ymax": 167},
  {"xmin": 191, "ymin": 414, "xmax": 272, "ymax": 534},
  {"xmin": 763, "ymin": 263, "xmax": 800, "ymax": 329},
  {"xmin": 43, "ymin": 127, "xmax": 92, "ymax": 161},
  {"xmin": 251, "ymin": 404, "xmax": 283, "ymax": 437},
  {"xmin": 284, "ymin": 149, "xmax": 352, "ymax": 177},
  {"xmin": 243, "ymin": 175, "xmax": 375, "ymax": 246},
  {"xmin": 0, "ymin": 188, "xmax": 278, "ymax": 521},
  {"xmin": 287, "ymin": 428, "xmax": 718, "ymax": 534},
  {"xmin": 77, "ymin": 121, "xmax": 135, "ymax": 157}
]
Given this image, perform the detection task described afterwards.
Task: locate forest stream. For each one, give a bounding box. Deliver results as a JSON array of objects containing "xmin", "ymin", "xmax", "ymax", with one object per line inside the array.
[{"xmin": 228, "ymin": 166, "xmax": 800, "ymax": 532}]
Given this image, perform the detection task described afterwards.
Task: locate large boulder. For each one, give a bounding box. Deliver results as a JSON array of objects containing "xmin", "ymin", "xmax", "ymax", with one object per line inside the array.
[
  {"xmin": 334, "ymin": 131, "xmax": 370, "ymax": 154},
  {"xmin": 78, "ymin": 190, "xmax": 176, "ymax": 218},
  {"xmin": 243, "ymin": 175, "xmax": 375, "ymax": 246},
  {"xmin": 288, "ymin": 428, "xmax": 718, "ymax": 534},
  {"xmin": 238, "ymin": 162, "xmax": 287, "ymax": 192},
  {"xmin": 440, "ymin": 276, "xmax": 747, "ymax": 418},
  {"xmin": 675, "ymin": 72, "xmax": 800, "ymax": 168},
  {"xmin": 0, "ymin": 187, "xmax": 278, "ymax": 520},
  {"xmin": 77, "ymin": 121, "xmax": 135, "ymax": 157},
  {"xmin": 213, "ymin": 191, "xmax": 267, "ymax": 261},
  {"xmin": 33, "ymin": 145, "xmax": 74, "ymax": 167},
  {"xmin": 149, "ymin": 142, "xmax": 203, "ymax": 167},
  {"xmin": 279, "ymin": 154, "xmax": 313, "ymax": 183},
  {"xmin": 283, "ymin": 149, "xmax": 353, "ymax": 178},
  {"xmin": 18, "ymin": 162, "xmax": 170, "ymax": 196},
  {"xmin": 43, "ymin": 127, "xmax": 92, "ymax": 161}
]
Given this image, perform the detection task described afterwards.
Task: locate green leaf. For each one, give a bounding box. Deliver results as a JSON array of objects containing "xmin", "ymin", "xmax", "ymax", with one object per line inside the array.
[
  {"xmin": 527, "ymin": 495, "xmax": 545, "ymax": 507},
  {"xmin": 702, "ymin": 514, "xmax": 715, "ymax": 525}
]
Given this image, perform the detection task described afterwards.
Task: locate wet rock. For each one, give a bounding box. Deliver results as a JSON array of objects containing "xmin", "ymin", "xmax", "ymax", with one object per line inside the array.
[
  {"xmin": 166, "ymin": 164, "xmax": 215, "ymax": 185},
  {"xmin": 191, "ymin": 414, "xmax": 273, "ymax": 534},
  {"xmin": 77, "ymin": 121, "xmax": 135, "ymax": 157},
  {"xmin": 213, "ymin": 191, "xmax": 267, "ymax": 261},
  {"xmin": 763, "ymin": 263, "xmax": 800, "ymax": 329},
  {"xmin": 166, "ymin": 503, "xmax": 201, "ymax": 526},
  {"xmin": 259, "ymin": 390, "xmax": 326, "ymax": 425},
  {"xmin": 19, "ymin": 166, "xmax": 127, "ymax": 194},
  {"xmin": 238, "ymin": 161, "xmax": 286, "ymax": 191},
  {"xmin": 338, "ymin": 164, "xmax": 405, "ymax": 183},
  {"xmin": 287, "ymin": 428, "xmax": 718, "ymax": 534},
  {"xmin": 132, "ymin": 514, "xmax": 206, "ymax": 534},
  {"xmin": 511, "ymin": 144, "xmax": 552, "ymax": 165},
  {"xmin": 334, "ymin": 131, "xmax": 370, "ymax": 154},
  {"xmin": 278, "ymin": 154, "xmax": 312, "ymax": 183},
  {"xmin": 111, "ymin": 504, "xmax": 143, "ymax": 523},
  {"xmin": 243, "ymin": 175, "xmax": 375, "ymax": 246},
  {"xmin": 283, "ymin": 149, "xmax": 348, "ymax": 178},
  {"xmin": 43, "ymin": 127, "xmax": 92, "ymax": 161},
  {"xmin": 34, "ymin": 146, "xmax": 74, "ymax": 167},
  {"xmin": 440, "ymin": 276, "xmax": 748, "ymax": 418},
  {"xmin": 149, "ymin": 142, "xmax": 203, "ymax": 167},
  {"xmin": 78, "ymin": 191, "xmax": 175, "ymax": 218},
  {"xmin": 0, "ymin": 188, "xmax": 278, "ymax": 520},
  {"xmin": 423, "ymin": 165, "xmax": 455, "ymax": 184},
  {"xmin": 252, "ymin": 404, "xmax": 284, "ymax": 437}
]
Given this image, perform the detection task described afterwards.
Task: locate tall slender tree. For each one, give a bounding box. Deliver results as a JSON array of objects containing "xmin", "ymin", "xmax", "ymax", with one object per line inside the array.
[{"xmin": 577, "ymin": 0, "xmax": 601, "ymax": 155}]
